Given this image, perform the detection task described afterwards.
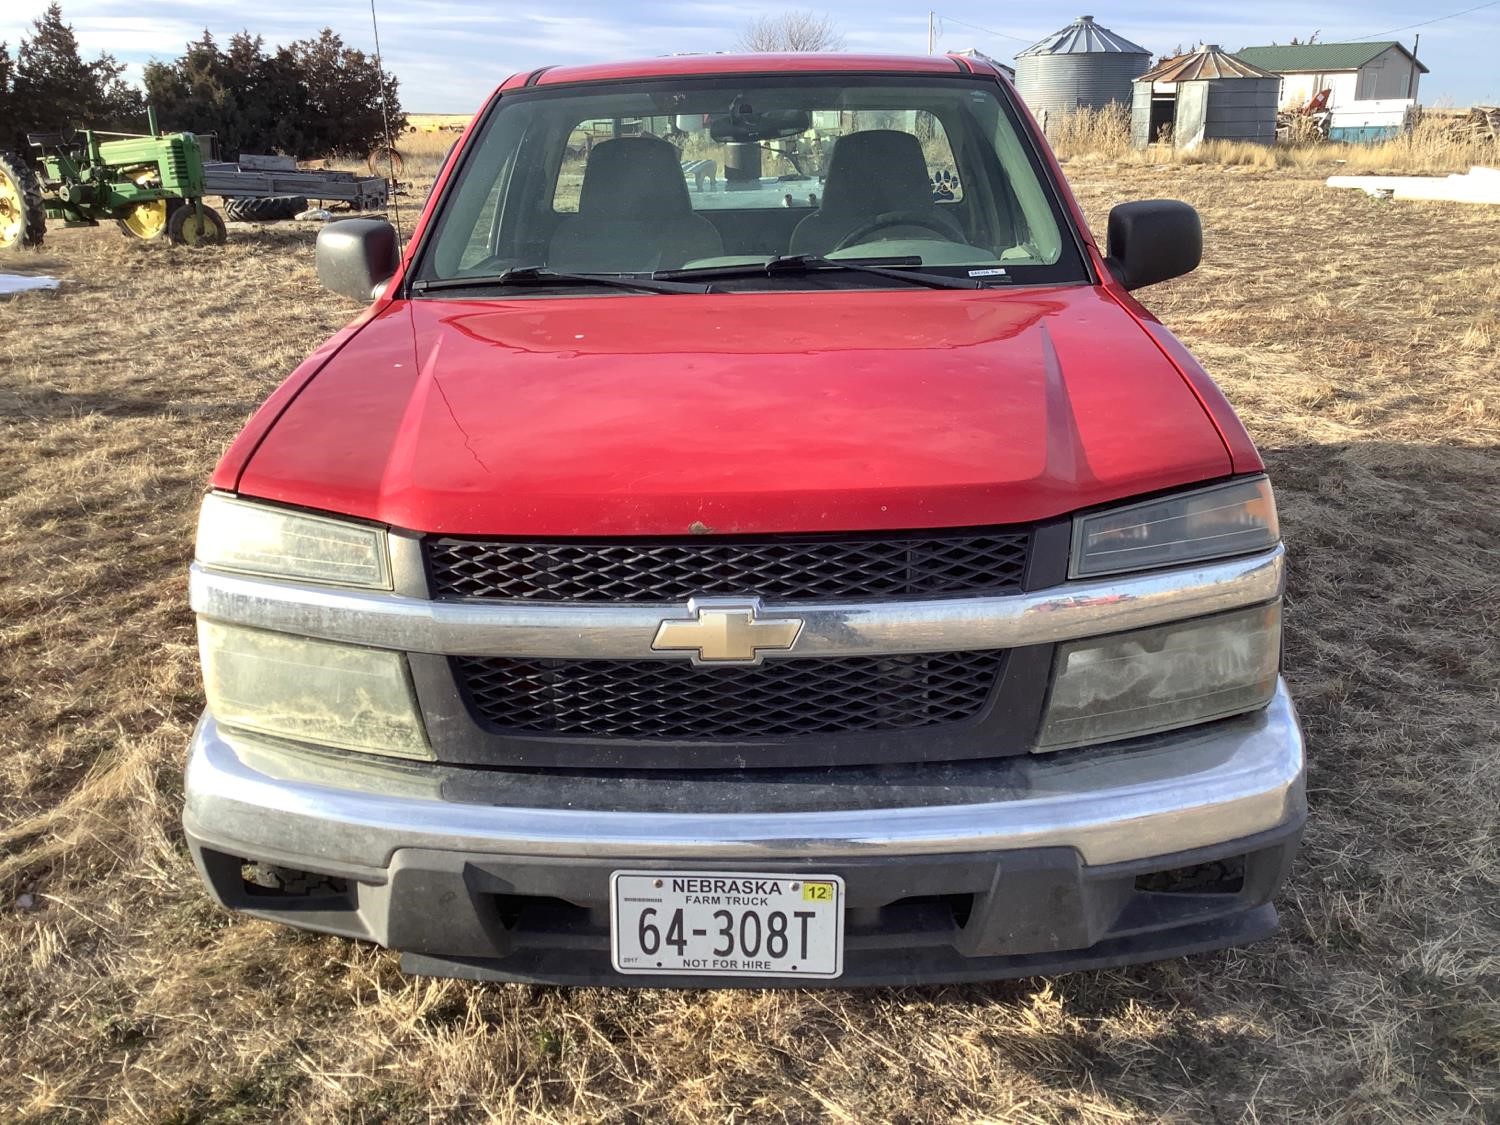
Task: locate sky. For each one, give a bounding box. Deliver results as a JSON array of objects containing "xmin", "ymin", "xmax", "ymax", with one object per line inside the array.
[{"xmin": 2, "ymin": 1, "xmax": 1497, "ymax": 110}]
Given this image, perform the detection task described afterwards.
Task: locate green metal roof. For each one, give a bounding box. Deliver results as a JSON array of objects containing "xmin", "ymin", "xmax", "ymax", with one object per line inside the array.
[{"xmin": 1235, "ymin": 42, "xmax": 1428, "ymax": 75}]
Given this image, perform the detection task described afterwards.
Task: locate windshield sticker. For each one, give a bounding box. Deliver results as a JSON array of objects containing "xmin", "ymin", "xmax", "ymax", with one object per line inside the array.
[{"xmin": 967, "ymin": 268, "xmax": 1009, "ymax": 278}]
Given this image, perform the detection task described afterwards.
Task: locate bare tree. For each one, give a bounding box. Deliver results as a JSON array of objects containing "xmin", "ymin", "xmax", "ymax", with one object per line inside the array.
[{"xmin": 738, "ymin": 11, "xmax": 846, "ymax": 52}]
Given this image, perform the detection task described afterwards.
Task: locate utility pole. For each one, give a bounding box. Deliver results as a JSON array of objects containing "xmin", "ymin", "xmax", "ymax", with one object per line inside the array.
[
  {"xmin": 928, "ymin": 11, "xmax": 935, "ymax": 54},
  {"xmin": 1407, "ymin": 33, "xmax": 1420, "ymax": 100}
]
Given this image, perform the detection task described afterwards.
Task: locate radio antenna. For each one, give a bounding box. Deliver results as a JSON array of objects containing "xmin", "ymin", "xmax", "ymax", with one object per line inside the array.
[{"xmin": 369, "ymin": 0, "xmax": 402, "ymax": 242}]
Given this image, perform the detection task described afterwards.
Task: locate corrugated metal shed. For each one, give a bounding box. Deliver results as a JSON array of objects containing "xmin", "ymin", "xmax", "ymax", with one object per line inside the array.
[
  {"xmin": 1138, "ymin": 46, "xmax": 1276, "ymax": 84},
  {"xmin": 1014, "ymin": 15, "xmax": 1151, "ymax": 133},
  {"xmin": 1132, "ymin": 46, "xmax": 1279, "ymax": 149}
]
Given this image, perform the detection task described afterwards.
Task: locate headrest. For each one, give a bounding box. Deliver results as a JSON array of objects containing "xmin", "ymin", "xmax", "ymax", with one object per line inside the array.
[
  {"xmin": 577, "ymin": 137, "xmax": 693, "ymax": 221},
  {"xmin": 818, "ymin": 130, "xmax": 935, "ymax": 218}
]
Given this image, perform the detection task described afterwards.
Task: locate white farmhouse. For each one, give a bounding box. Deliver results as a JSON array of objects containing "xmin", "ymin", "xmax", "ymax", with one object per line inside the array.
[{"xmin": 1234, "ymin": 41, "xmax": 1427, "ymax": 111}]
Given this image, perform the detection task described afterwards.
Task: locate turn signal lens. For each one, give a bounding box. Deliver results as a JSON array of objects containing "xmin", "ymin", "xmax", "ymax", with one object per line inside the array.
[
  {"xmin": 1037, "ymin": 602, "xmax": 1281, "ymax": 752},
  {"xmin": 198, "ymin": 621, "xmax": 432, "ymax": 759},
  {"xmin": 1071, "ymin": 477, "xmax": 1278, "ymax": 578}
]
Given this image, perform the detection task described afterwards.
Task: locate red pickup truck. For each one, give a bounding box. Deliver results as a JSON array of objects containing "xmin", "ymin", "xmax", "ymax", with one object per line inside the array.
[{"xmin": 185, "ymin": 53, "xmax": 1303, "ymax": 986}]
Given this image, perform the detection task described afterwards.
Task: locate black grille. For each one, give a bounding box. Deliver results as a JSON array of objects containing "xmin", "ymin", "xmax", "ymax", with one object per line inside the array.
[
  {"xmin": 455, "ymin": 652, "xmax": 1005, "ymax": 740},
  {"xmin": 425, "ymin": 531, "xmax": 1030, "ymax": 602}
]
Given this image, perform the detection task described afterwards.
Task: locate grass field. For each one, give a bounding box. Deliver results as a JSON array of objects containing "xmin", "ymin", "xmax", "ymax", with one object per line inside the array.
[
  {"xmin": 1048, "ymin": 105, "xmax": 1500, "ymax": 173},
  {"xmin": 1, "ymin": 162, "xmax": 1497, "ymax": 1121}
]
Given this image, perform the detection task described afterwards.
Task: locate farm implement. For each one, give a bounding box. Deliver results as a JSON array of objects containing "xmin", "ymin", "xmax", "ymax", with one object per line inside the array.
[
  {"xmin": 0, "ymin": 109, "xmax": 226, "ymax": 250},
  {"xmin": 203, "ymin": 152, "xmax": 389, "ymax": 217},
  {"xmin": 1, "ymin": 109, "xmax": 392, "ymax": 250},
  {"xmin": 8, "ymin": 109, "xmax": 227, "ymax": 249}
]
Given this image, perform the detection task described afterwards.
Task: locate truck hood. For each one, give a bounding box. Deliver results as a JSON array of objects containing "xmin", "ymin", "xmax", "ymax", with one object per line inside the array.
[{"xmin": 235, "ymin": 286, "xmax": 1232, "ymax": 536}]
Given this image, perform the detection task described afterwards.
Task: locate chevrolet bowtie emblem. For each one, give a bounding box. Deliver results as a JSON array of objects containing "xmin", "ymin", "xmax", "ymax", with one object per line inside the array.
[{"xmin": 651, "ymin": 598, "xmax": 804, "ymax": 665}]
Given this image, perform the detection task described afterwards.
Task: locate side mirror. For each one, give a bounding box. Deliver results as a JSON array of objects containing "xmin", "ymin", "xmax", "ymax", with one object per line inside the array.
[
  {"xmin": 1106, "ymin": 200, "xmax": 1201, "ymax": 290},
  {"xmin": 316, "ymin": 218, "xmax": 400, "ymax": 302}
]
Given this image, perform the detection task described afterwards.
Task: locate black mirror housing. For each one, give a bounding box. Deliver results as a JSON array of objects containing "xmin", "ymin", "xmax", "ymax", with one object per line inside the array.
[
  {"xmin": 708, "ymin": 108, "xmax": 813, "ymax": 142},
  {"xmin": 1106, "ymin": 200, "xmax": 1202, "ymax": 291},
  {"xmin": 316, "ymin": 218, "xmax": 400, "ymax": 302}
]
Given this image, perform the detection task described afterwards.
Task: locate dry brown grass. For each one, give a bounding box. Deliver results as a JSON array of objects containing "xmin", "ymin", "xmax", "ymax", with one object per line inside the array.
[
  {"xmin": 1047, "ymin": 104, "xmax": 1136, "ymax": 161},
  {"xmin": 1052, "ymin": 106, "xmax": 1500, "ymax": 174},
  {"xmin": 391, "ymin": 127, "xmax": 463, "ymax": 184},
  {"xmin": 323, "ymin": 128, "xmax": 457, "ymax": 214},
  {"xmin": 1, "ymin": 165, "xmax": 1498, "ymax": 1121}
]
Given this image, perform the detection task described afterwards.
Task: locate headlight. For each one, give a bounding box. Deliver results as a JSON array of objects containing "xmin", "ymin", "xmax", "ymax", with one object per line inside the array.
[
  {"xmin": 1036, "ymin": 602, "xmax": 1281, "ymax": 752},
  {"xmin": 196, "ymin": 493, "xmax": 391, "ymax": 589},
  {"xmin": 198, "ymin": 621, "xmax": 432, "ymax": 759},
  {"xmin": 1071, "ymin": 477, "xmax": 1278, "ymax": 578}
]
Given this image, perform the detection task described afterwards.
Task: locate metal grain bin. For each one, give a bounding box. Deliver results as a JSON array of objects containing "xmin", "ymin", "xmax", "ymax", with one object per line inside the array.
[{"xmin": 1015, "ymin": 15, "xmax": 1151, "ymax": 134}]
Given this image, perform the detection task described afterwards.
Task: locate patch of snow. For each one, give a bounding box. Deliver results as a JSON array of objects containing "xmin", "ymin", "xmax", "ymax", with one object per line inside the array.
[{"xmin": 0, "ymin": 273, "xmax": 61, "ymax": 295}]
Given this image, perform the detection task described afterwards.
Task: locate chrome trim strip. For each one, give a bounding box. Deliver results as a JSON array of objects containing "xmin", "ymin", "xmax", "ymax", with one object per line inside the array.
[
  {"xmin": 190, "ymin": 546, "xmax": 1284, "ymax": 659},
  {"xmin": 183, "ymin": 681, "xmax": 1305, "ymax": 868}
]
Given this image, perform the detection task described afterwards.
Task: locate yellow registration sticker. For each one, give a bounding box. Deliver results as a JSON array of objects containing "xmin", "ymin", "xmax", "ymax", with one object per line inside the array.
[{"xmin": 802, "ymin": 881, "xmax": 834, "ymax": 902}]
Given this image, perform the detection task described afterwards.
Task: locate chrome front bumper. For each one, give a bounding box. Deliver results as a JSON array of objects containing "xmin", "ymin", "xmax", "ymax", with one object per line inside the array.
[{"xmin": 184, "ymin": 679, "xmax": 1304, "ymax": 875}]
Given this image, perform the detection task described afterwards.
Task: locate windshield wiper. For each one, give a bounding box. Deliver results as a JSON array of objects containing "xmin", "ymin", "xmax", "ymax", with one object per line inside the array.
[
  {"xmin": 411, "ymin": 267, "xmax": 710, "ymax": 296},
  {"xmin": 654, "ymin": 254, "xmax": 984, "ymax": 290}
]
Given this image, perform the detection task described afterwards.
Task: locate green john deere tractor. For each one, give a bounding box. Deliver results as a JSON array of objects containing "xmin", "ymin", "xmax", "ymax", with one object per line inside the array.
[{"xmin": 0, "ymin": 109, "xmax": 226, "ymax": 250}]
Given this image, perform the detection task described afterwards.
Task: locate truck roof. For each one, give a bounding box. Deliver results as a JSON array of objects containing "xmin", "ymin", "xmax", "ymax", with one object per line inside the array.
[{"xmin": 500, "ymin": 52, "xmax": 1001, "ymax": 91}]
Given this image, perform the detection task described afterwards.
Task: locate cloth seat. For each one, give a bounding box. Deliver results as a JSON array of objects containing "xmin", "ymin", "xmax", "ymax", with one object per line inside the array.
[
  {"xmin": 549, "ymin": 137, "xmax": 723, "ymax": 273},
  {"xmin": 790, "ymin": 130, "xmax": 964, "ymax": 256}
]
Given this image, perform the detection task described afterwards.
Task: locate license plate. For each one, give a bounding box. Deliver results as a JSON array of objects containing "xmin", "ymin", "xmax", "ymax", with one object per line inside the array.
[{"xmin": 610, "ymin": 870, "xmax": 844, "ymax": 979}]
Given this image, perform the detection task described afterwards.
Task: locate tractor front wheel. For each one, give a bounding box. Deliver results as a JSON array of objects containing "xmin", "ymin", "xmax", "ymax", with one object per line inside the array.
[
  {"xmin": 0, "ymin": 150, "xmax": 47, "ymax": 250},
  {"xmin": 168, "ymin": 203, "xmax": 227, "ymax": 246}
]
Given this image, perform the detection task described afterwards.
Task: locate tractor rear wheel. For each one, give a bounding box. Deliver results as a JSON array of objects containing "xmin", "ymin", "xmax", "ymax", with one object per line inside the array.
[
  {"xmin": 115, "ymin": 170, "xmax": 171, "ymax": 241},
  {"xmin": 0, "ymin": 150, "xmax": 47, "ymax": 250},
  {"xmin": 168, "ymin": 203, "xmax": 227, "ymax": 246},
  {"xmin": 116, "ymin": 198, "xmax": 170, "ymax": 240},
  {"xmin": 222, "ymin": 195, "xmax": 308, "ymax": 222}
]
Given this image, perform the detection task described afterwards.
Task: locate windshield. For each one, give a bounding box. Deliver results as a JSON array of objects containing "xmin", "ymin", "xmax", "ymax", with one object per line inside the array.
[{"xmin": 416, "ymin": 74, "xmax": 1087, "ymax": 291}]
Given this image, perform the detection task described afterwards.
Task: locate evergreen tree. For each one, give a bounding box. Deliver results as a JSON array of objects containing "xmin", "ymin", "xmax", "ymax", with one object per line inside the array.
[
  {"xmin": 11, "ymin": 3, "xmax": 99, "ymax": 136},
  {"xmin": 144, "ymin": 24, "xmax": 400, "ymax": 158},
  {"xmin": 0, "ymin": 42, "xmax": 13, "ymax": 139},
  {"xmin": 6, "ymin": 5, "xmax": 403, "ymax": 159},
  {"xmin": 287, "ymin": 29, "xmax": 403, "ymax": 157},
  {"xmin": 245, "ymin": 43, "xmax": 314, "ymax": 156},
  {"xmin": 90, "ymin": 48, "xmax": 144, "ymax": 128},
  {"xmin": 5, "ymin": 4, "xmax": 144, "ymax": 149},
  {"xmin": 143, "ymin": 30, "xmax": 227, "ymax": 141}
]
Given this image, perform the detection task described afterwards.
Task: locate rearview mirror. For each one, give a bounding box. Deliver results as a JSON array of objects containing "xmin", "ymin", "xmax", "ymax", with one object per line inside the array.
[
  {"xmin": 316, "ymin": 218, "xmax": 400, "ymax": 302},
  {"xmin": 708, "ymin": 108, "xmax": 812, "ymax": 143},
  {"xmin": 1106, "ymin": 200, "xmax": 1201, "ymax": 290}
]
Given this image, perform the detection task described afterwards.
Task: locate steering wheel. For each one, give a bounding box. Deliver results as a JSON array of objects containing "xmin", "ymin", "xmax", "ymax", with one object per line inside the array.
[{"xmin": 831, "ymin": 209, "xmax": 967, "ymax": 252}]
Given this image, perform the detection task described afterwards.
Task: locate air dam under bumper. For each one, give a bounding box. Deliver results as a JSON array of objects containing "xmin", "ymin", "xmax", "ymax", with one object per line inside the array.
[{"xmin": 183, "ymin": 682, "xmax": 1305, "ymax": 987}]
